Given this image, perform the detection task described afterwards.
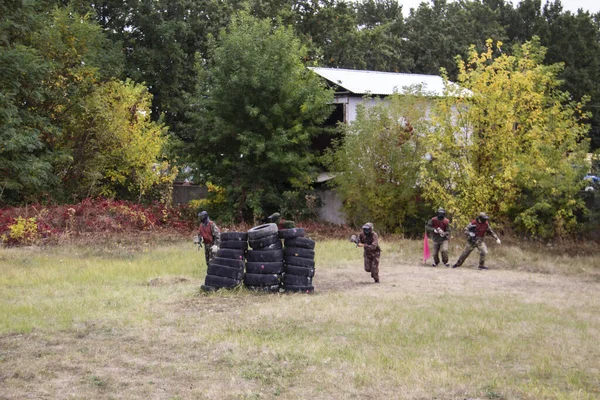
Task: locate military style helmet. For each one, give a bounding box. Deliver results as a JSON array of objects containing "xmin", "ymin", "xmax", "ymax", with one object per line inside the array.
[
  {"xmin": 268, "ymin": 212, "xmax": 281, "ymax": 223},
  {"xmin": 362, "ymin": 222, "xmax": 373, "ymax": 235},
  {"xmin": 478, "ymin": 212, "xmax": 489, "ymax": 221}
]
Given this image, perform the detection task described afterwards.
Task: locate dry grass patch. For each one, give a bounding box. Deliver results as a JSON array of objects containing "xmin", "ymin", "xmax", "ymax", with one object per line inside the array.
[{"xmin": 1, "ymin": 239, "xmax": 599, "ymax": 399}]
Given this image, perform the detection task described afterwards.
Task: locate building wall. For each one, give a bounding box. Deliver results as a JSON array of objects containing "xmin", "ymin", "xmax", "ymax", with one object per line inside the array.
[{"xmin": 314, "ymin": 188, "xmax": 346, "ymax": 225}]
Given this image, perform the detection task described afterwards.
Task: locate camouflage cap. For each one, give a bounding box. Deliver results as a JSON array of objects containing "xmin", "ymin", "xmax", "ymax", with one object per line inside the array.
[
  {"xmin": 478, "ymin": 212, "xmax": 489, "ymax": 220},
  {"xmin": 437, "ymin": 208, "xmax": 446, "ymax": 214}
]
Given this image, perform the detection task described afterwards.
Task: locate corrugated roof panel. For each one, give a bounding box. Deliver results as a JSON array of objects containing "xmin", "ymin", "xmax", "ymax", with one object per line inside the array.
[{"xmin": 310, "ymin": 67, "xmax": 456, "ymax": 96}]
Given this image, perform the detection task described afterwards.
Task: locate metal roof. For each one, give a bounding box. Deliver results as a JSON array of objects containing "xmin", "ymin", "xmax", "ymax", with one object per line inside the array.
[{"xmin": 310, "ymin": 67, "xmax": 459, "ymax": 97}]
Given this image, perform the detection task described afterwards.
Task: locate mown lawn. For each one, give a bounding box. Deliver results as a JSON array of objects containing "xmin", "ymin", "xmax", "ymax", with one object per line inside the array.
[{"xmin": 1, "ymin": 238, "xmax": 599, "ymax": 399}]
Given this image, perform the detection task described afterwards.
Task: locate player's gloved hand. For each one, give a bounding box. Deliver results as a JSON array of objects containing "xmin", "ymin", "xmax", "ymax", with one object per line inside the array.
[
  {"xmin": 211, "ymin": 245, "xmax": 218, "ymax": 254},
  {"xmin": 496, "ymin": 238, "xmax": 501, "ymax": 245}
]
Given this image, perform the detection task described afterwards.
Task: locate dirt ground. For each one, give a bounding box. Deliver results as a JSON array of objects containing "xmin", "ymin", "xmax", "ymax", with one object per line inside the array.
[{"xmin": 1, "ymin": 256, "xmax": 599, "ymax": 400}]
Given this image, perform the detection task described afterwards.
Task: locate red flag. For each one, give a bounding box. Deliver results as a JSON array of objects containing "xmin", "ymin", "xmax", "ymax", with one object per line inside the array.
[{"xmin": 423, "ymin": 232, "xmax": 431, "ymax": 264}]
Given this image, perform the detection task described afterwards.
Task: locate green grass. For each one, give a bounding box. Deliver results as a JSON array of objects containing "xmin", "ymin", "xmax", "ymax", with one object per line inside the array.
[{"xmin": 1, "ymin": 238, "xmax": 599, "ymax": 399}]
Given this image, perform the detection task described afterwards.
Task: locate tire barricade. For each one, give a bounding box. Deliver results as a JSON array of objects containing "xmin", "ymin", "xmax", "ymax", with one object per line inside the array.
[
  {"xmin": 201, "ymin": 225, "xmax": 315, "ymax": 294},
  {"xmin": 201, "ymin": 231, "xmax": 247, "ymax": 292},
  {"xmin": 281, "ymin": 228, "xmax": 316, "ymax": 294},
  {"xmin": 244, "ymin": 223, "xmax": 282, "ymax": 292}
]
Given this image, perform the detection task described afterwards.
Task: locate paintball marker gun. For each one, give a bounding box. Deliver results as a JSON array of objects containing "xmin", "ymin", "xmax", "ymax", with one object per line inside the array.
[
  {"xmin": 434, "ymin": 227, "xmax": 449, "ymax": 238},
  {"xmin": 349, "ymin": 234, "xmax": 360, "ymax": 247},
  {"xmin": 193, "ymin": 234, "xmax": 204, "ymax": 250}
]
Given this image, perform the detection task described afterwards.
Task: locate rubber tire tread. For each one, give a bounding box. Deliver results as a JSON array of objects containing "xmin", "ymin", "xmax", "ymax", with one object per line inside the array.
[
  {"xmin": 278, "ymin": 228, "xmax": 305, "ymax": 239},
  {"xmin": 243, "ymin": 273, "xmax": 281, "ymax": 286},
  {"xmin": 207, "ymin": 264, "xmax": 245, "ymax": 280},
  {"xmin": 247, "ymin": 223, "xmax": 278, "ymax": 240},
  {"xmin": 283, "ymin": 247, "xmax": 315, "ymax": 259},
  {"xmin": 220, "ymin": 231, "xmax": 248, "ymax": 242},
  {"xmin": 220, "ymin": 240, "xmax": 248, "ymax": 250},
  {"xmin": 246, "ymin": 249, "xmax": 284, "ymax": 262},
  {"xmin": 205, "ymin": 274, "xmax": 241, "ymax": 288},
  {"xmin": 216, "ymin": 248, "xmax": 245, "ymax": 260},
  {"xmin": 283, "ymin": 284, "xmax": 314, "ymax": 293},
  {"xmin": 211, "ymin": 257, "xmax": 245, "ymax": 269},
  {"xmin": 284, "ymin": 256, "xmax": 315, "ymax": 268},
  {"xmin": 245, "ymin": 285, "xmax": 280, "ymax": 292},
  {"xmin": 284, "ymin": 237, "xmax": 315, "ymax": 250},
  {"xmin": 283, "ymin": 273, "xmax": 313, "ymax": 286},
  {"xmin": 201, "ymin": 284, "xmax": 217, "ymax": 292},
  {"xmin": 284, "ymin": 265, "xmax": 315, "ymax": 277},
  {"xmin": 246, "ymin": 261, "xmax": 284, "ymax": 274},
  {"xmin": 248, "ymin": 233, "xmax": 279, "ymax": 249}
]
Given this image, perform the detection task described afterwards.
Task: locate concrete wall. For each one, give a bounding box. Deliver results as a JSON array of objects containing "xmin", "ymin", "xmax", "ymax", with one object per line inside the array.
[
  {"xmin": 314, "ymin": 189, "xmax": 346, "ymax": 225},
  {"xmin": 172, "ymin": 184, "xmax": 207, "ymax": 206}
]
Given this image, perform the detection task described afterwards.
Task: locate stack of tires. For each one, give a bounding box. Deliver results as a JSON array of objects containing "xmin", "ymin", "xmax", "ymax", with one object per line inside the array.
[
  {"xmin": 244, "ymin": 223, "xmax": 284, "ymax": 292},
  {"xmin": 280, "ymin": 228, "xmax": 316, "ymax": 293},
  {"xmin": 201, "ymin": 231, "xmax": 247, "ymax": 292}
]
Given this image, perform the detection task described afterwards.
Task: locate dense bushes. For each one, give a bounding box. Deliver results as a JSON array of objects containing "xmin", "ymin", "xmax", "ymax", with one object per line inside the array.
[{"xmin": 0, "ymin": 199, "xmax": 195, "ymax": 245}]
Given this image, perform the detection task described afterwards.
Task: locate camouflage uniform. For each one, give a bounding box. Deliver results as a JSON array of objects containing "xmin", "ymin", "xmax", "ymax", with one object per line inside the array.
[
  {"xmin": 198, "ymin": 219, "xmax": 221, "ymax": 267},
  {"xmin": 358, "ymin": 223, "xmax": 381, "ymax": 282},
  {"xmin": 268, "ymin": 212, "xmax": 296, "ymax": 229},
  {"xmin": 425, "ymin": 211, "xmax": 451, "ymax": 266},
  {"xmin": 453, "ymin": 214, "xmax": 499, "ymax": 269}
]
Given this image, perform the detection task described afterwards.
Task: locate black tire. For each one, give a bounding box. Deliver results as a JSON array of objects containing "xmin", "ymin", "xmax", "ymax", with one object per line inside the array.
[
  {"xmin": 207, "ymin": 264, "xmax": 245, "ymax": 280},
  {"xmin": 205, "ymin": 274, "xmax": 242, "ymax": 288},
  {"xmin": 246, "ymin": 249, "xmax": 284, "ymax": 262},
  {"xmin": 283, "ymin": 273, "xmax": 313, "ymax": 286},
  {"xmin": 284, "ymin": 265, "xmax": 315, "ymax": 277},
  {"xmin": 211, "ymin": 257, "xmax": 245, "ymax": 269},
  {"xmin": 278, "ymin": 228, "xmax": 305, "ymax": 239},
  {"xmin": 243, "ymin": 273, "xmax": 281, "ymax": 286},
  {"xmin": 247, "ymin": 223, "xmax": 278, "ymax": 240},
  {"xmin": 220, "ymin": 231, "xmax": 248, "ymax": 242},
  {"xmin": 201, "ymin": 284, "xmax": 217, "ymax": 292},
  {"xmin": 284, "ymin": 237, "xmax": 315, "ymax": 250},
  {"xmin": 245, "ymin": 285, "xmax": 280, "ymax": 292},
  {"xmin": 285, "ymin": 256, "xmax": 315, "ymax": 268},
  {"xmin": 216, "ymin": 248, "xmax": 245, "ymax": 260},
  {"xmin": 220, "ymin": 240, "xmax": 248, "ymax": 250},
  {"xmin": 248, "ymin": 233, "xmax": 280, "ymax": 249},
  {"xmin": 283, "ymin": 284, "xmax": 314, "ymax": 293},
  {"xmin": 283, "ymin": 247, "xmax": 315, "ymax": 260},
  {"xmin": 246, "ymin": 261, "xmax": 284, "ymax": 274}
]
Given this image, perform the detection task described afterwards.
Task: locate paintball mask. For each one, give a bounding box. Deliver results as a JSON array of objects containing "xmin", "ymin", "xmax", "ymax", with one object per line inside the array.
[
  {"xmin": 362, "ymin": 223, "xmax": 373, "ymax": 236},
  {"xmin": 198, "ymin": 211, "xmax": 208, "ymax": 223},
  {"xmin": 437, "ymin": 208, "xmax": 446, "ymax": 220},
  {"xmin": 477, "ymin": 212, "xmax": 489, "ymax": 223}
]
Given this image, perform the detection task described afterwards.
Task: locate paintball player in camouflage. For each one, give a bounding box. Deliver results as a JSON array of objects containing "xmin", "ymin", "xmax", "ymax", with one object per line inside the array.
[
  {"xmin": 452, "ymin": 212, "xmax": 501, "ymax": 270},
  {"xmin": 425, "ymin": 208, "xmax": 451, "ymax": 267},
  {"xmin": 357, "ymin": 222, "xmax": 381, "ymax": 283},
  {"xmin": 197, "ymin": 211, "xmax": 221, "ymax": 267},
  {"xmin": 267, "ymin": 212, "xmax": 296, "ymax": 229}
]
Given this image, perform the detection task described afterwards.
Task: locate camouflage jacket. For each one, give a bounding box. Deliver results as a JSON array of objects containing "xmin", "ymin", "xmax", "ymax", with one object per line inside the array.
[{"xmin": 358, "ymin": 232, "xmax": 381, "ymax": 257}]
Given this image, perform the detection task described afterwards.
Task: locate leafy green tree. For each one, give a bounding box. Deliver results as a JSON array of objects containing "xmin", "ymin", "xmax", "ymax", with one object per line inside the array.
[
  {"xmin": 327, "ymin": 93, "xmax": 431, "ymax": 233},
  {"xmin": 419, "ymin": 39, "xmax": 590, "ymax": 238},
  {"xmin": 57, "ymin": 79, "xmax": 170, "ymax": 199},
  {"xmin": 188, "ymin": 13, "xmax": 333, "ymax": 221}
]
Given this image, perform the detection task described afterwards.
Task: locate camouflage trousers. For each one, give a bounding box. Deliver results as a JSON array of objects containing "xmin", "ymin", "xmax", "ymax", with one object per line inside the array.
[
  {"xmin": 204, "ymin": 245, "xmax": 215, "ymax": 267},
  {"xmin": 455, "ymin": 240, "xmax": 488, "ymax": 267},
  {"xmin": 364, "ymin": 253, "xmax": 380, "ymax": 282},
  {"xmin": 432, "ymin": 240, "xmax": 449, "ymax": 265}
]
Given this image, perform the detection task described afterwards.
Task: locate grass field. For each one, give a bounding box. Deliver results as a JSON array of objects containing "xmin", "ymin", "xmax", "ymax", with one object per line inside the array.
[{"xmin": 1, "ymin": 237, "xmax": 599, "ymax": 399}]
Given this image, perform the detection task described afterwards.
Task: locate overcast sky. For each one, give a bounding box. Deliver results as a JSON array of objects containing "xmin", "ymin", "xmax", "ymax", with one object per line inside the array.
[{"xmin": 399, "ymin": 0, "xmax": 600, "ymax": 16}]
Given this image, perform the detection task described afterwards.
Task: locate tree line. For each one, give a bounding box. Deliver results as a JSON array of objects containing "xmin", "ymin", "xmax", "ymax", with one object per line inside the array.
[{"xmin": 2, "ymin": 0, "xmax": 599, "ymax": 237}]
